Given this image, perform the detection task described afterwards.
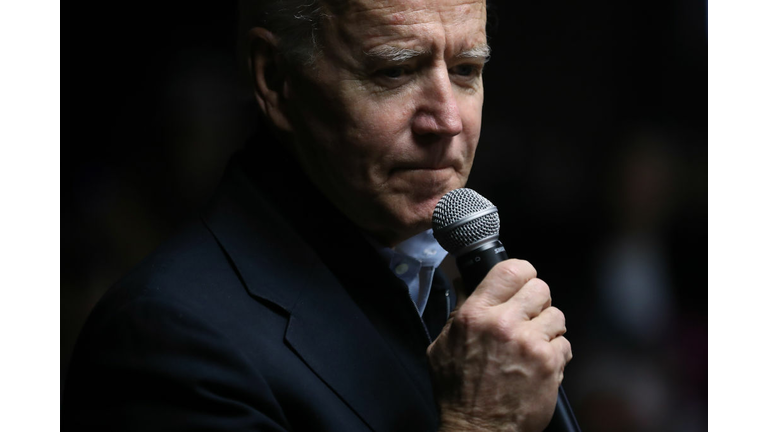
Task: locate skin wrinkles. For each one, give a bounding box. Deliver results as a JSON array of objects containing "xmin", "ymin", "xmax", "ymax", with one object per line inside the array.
[
  {"xmin": 340, "ymin": 0, "xmax": 483, "ymax": 17},
  {"xmin": 284, "ymin": 0, "xmax": 487, "ymax": 246},
  {"xmin": 328, "ymin": 0, "xmax": 486, "ymax": 71},
  {"xmin": 354, "ymin": 17, "xmax": 486, "ymax": 55}
]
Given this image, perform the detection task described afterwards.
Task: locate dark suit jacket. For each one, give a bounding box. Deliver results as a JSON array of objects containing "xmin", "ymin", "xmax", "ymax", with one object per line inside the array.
[{"xmin": 63, "ymin": 143, "xmax": 457, "ymax": 431}]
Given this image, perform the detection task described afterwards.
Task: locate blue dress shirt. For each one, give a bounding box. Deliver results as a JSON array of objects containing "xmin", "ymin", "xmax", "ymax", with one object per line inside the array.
[{"xmin": 370, "ymin": 229, "xmax": 449, "ymax": 316}]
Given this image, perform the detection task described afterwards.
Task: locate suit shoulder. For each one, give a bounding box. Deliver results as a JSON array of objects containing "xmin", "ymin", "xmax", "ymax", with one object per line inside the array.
[{"xmin": 90, "ymin": 219, "xmax": 248, "ymax": 323}]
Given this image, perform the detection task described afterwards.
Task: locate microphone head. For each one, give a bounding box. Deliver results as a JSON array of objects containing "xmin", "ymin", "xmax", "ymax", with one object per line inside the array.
[{"xmin": 432, "ymin": 188, "xmax": 500, "ymax": 255}]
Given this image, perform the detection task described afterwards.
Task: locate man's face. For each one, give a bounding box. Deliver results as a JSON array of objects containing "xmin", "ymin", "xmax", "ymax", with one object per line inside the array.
[{"xmin": 284, "ymin": 0, "xmax": 487, "ymax": 246}]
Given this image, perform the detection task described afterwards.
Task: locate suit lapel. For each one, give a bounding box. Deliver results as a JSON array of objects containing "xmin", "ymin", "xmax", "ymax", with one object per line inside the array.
[
  {"xmin": 285, "ymin": 266, "xmax": 437, "ymax": 432},
  {"xmin": 203, "ymin": 155, "xmax": 439, "ymax": 432}
]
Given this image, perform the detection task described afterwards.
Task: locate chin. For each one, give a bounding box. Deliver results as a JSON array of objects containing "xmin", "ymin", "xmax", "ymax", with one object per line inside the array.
[
  {"xmin": 418, "ymin": 177, "xmax": 464, "ymax": 209},
  {"xmin": 368, "ymin": 180, "xmax": 464, "ymax": 245},
  {"xmin": 398, "ymin": 193, "xmax": 448, "ymax": 231}
]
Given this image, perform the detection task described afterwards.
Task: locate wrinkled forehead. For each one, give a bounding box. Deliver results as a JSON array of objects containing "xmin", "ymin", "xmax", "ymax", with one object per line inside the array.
[
  {"xmin": 331, "ymin": 0, "xmax": 486, "ymax": 23},
  {"xmin": 323, "ymin": 0, "xmax": 487, "ymax": 52}
]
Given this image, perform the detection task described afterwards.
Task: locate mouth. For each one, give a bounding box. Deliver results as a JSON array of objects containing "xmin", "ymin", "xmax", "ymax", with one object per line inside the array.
[
  {"xmin": 391, "ymin": 161, "xmax": 457, "ymax": 173},
  {"xmin": 388, "ymin": 165, "xmax": 459, "ymax": 191},
  {"xmin": 394, "ymin": 167, "xmax": 453, "ymax": 174},
  {"xmin": 389, "ymin": 166, "xmax": 457, "ymax": 187}
]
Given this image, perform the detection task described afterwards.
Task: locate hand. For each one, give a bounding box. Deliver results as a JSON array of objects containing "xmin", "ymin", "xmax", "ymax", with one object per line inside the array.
[{"xmin": 427, "ymin": 259, "xmax": 573, "ymax": 432}]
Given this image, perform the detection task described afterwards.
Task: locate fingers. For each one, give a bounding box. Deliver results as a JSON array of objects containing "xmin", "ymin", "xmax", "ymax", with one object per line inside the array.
[
  {"xmin": 551, "ymin": 335, "xmax": 573, "ymax": 367},
  {"xmin": 500, "ymin": 277, "xmax": 552, "ymax": 320},
  {"xmin": 529, "ymin": 306, "xmax": 566, "ymax": 341},
  {"xmin": 430, "ymin": 256, "xmax": 574, "ymax": 430},
  {"xmin": 452, "ymin": 256, "xmax": 571, "ymax": 366},
  {"xmin": 517, "ymin": 303, "xmax": 568, "ymax": 369},
  {"xmin": 468, "ymin": 259, "xmax": 537, "ymax": 308}
]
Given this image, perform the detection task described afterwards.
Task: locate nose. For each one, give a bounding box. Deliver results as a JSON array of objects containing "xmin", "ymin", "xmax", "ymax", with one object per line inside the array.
[{"xmin": 412, "ymin": 68, "xmax": 463, "ymax": 137}]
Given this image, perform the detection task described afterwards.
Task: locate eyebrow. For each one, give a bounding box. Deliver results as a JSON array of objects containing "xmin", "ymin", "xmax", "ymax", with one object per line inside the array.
[
  {"xmin": 364, "ymin": 43, "xmax": 491, "ymax": 63},
  {"xmin": 364, "ymin": 45, "xmax": 430, "ymax": 62},
  {"xmin": 456, "ymin": 44, "xmax": 491, "ymax": 62}
]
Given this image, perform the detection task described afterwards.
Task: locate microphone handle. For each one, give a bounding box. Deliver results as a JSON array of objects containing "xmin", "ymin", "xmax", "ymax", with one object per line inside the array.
[
  {"xmin": 456, "ymin": 241, "xmax": 582, "ymax": 432},
  {"xmin": 545, "ymin": 386, "xmax": 581, "ymax": 432}
]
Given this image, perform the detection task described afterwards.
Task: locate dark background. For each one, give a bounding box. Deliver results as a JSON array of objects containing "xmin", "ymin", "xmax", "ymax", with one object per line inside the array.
[{"xmin": 62, "ymin": 1, "xmax": 707, "ymax": 431}]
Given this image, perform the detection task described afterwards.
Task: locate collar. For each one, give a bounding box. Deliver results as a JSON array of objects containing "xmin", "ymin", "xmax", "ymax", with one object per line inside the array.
[
  {"xmin": 368, "ymin": 229, "xmax": 449, "ymax": 315},
  {"xmin": 393, "ymin": 229, "xmax": 448, "ymax": 268}
]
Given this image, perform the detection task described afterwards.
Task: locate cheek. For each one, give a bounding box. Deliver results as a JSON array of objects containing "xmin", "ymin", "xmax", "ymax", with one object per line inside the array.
[
  {"xmin": 342, "ymin": 101, "xmax": 414, "ymax": 163},
  {"xmin": 460, "ymin": 91, "xmax": 484, "ymax": 133},
  {"xmin": 457, "ymin": 96, "xmax": 483, "ymax": 156},
  {"xmin": 347, "ymin": 96, "xmax": 414, "ymax": 139}
]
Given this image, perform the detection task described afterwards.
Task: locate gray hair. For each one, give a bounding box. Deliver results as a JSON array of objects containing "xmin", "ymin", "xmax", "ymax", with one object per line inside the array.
[{"xmin": 238, "ymin": 0, "xmax": 328, "ymax": 68}]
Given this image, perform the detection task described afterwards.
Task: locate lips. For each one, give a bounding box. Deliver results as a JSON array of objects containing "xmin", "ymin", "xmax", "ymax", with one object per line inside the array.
[
  {"xmin": 390, "ymin": 165, "xmax": 457, "ymax": 187},
  {"xmin": 391, "ymin": 161, "xmax": 457, "ymax": 172}
]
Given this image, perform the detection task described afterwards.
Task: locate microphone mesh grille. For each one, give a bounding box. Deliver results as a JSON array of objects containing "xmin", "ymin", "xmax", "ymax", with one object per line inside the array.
[{"xmin": 432, "ymin": 188, "xmax": 500, "ymax": 254}]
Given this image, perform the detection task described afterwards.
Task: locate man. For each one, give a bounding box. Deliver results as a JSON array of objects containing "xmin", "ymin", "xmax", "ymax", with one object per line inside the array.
[{"xmin": 63, "ymin": 1, "xmax": 572, "ymax": 431}]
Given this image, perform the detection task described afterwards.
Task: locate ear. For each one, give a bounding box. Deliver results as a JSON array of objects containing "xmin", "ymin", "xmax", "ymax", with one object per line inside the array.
[{"xmin": 247, "ymin": 27, "xmax": 293, "ymax": 132}]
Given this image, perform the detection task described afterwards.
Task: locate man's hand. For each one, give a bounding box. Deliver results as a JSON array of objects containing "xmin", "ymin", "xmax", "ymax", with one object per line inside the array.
[{"xmin": 428, "ymin": 259, "xmax": 573, "ymax": 432}]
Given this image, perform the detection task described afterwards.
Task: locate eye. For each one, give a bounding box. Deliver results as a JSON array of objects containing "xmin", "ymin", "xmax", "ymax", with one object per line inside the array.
[
  {"xmin": 378, "ymin": 67, "xmax": 406, "ymax": 79},
  {"xmin": 451, "ymin": 64, "xmax": 480, "ymax": 77}
]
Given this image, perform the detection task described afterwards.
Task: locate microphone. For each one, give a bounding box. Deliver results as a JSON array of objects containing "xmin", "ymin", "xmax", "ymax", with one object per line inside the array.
[{"xmin": 432, "ymin": 188, "xmax": 582, "ymax": 432}]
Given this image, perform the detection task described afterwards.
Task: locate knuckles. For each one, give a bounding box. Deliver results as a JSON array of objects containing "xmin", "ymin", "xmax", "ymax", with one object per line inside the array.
[
  {"xmin": 489, "ymin": 315, "xmax": 517, "ymax": 342},
  {"xmin": 561, "ymin": 337, "xmax": 573, "ymax": 363},
  {"xmin": 489, "ymin": 259, "xmax": 536, "ymax": 289},
  {"xmin": 494, "ymin": 319, "xmax": 566, "ymax": 376},
  {"xmin": 548, "ymin": 306, "xmax": 566, "ymax": 328},
  {"xmin": 525, "ymin": 340, "xmax": 560, "ymax": 375},
  {"xmin": 452, "ymin": 307, "xmax": 479, "ymax": 329},
  {"xmin": 529, "ymin": 278, "xmax": 551, "ymax": 300},
  {"xmin": 446, "ymin": 258, "xmax": 570, "ymax": 377}
]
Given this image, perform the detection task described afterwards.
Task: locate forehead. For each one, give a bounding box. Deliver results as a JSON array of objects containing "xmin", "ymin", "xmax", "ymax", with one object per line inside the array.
[{"xmin": 324, "ymin": 0, "xmax": 487, "ymax": 53}]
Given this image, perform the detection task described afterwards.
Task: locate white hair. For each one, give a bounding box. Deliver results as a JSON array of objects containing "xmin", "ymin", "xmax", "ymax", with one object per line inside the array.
[{"xmin": 239, "ymin": 0, "xmax": 328, "ymax": 67}]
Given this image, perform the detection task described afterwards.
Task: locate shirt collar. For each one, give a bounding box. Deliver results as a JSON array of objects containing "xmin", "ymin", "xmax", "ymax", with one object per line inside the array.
[
  {"xmin": 392, "ymin": 229, "xmax": 448, "ymax": 268},
  {"xmin": 365, "ymin": 229, "xmax": 447, "ymax": 268}
]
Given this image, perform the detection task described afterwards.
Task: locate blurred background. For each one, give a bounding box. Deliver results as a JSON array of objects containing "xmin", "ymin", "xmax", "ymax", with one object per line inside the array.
[{"xmin": 62, "ymin": 1, "xmax": 707, "ymax": 431}]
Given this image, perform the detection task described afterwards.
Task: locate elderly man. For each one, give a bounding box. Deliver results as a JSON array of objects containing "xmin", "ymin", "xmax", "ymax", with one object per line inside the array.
[{"xmin": 63, "ymin": 1, "xmax": 572, "ymax": 431}]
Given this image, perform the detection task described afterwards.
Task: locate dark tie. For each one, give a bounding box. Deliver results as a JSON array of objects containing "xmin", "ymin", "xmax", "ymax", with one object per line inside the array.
[{"xmin": 421, "ymin": 269, "xmax": 456, "ymax": 341}]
